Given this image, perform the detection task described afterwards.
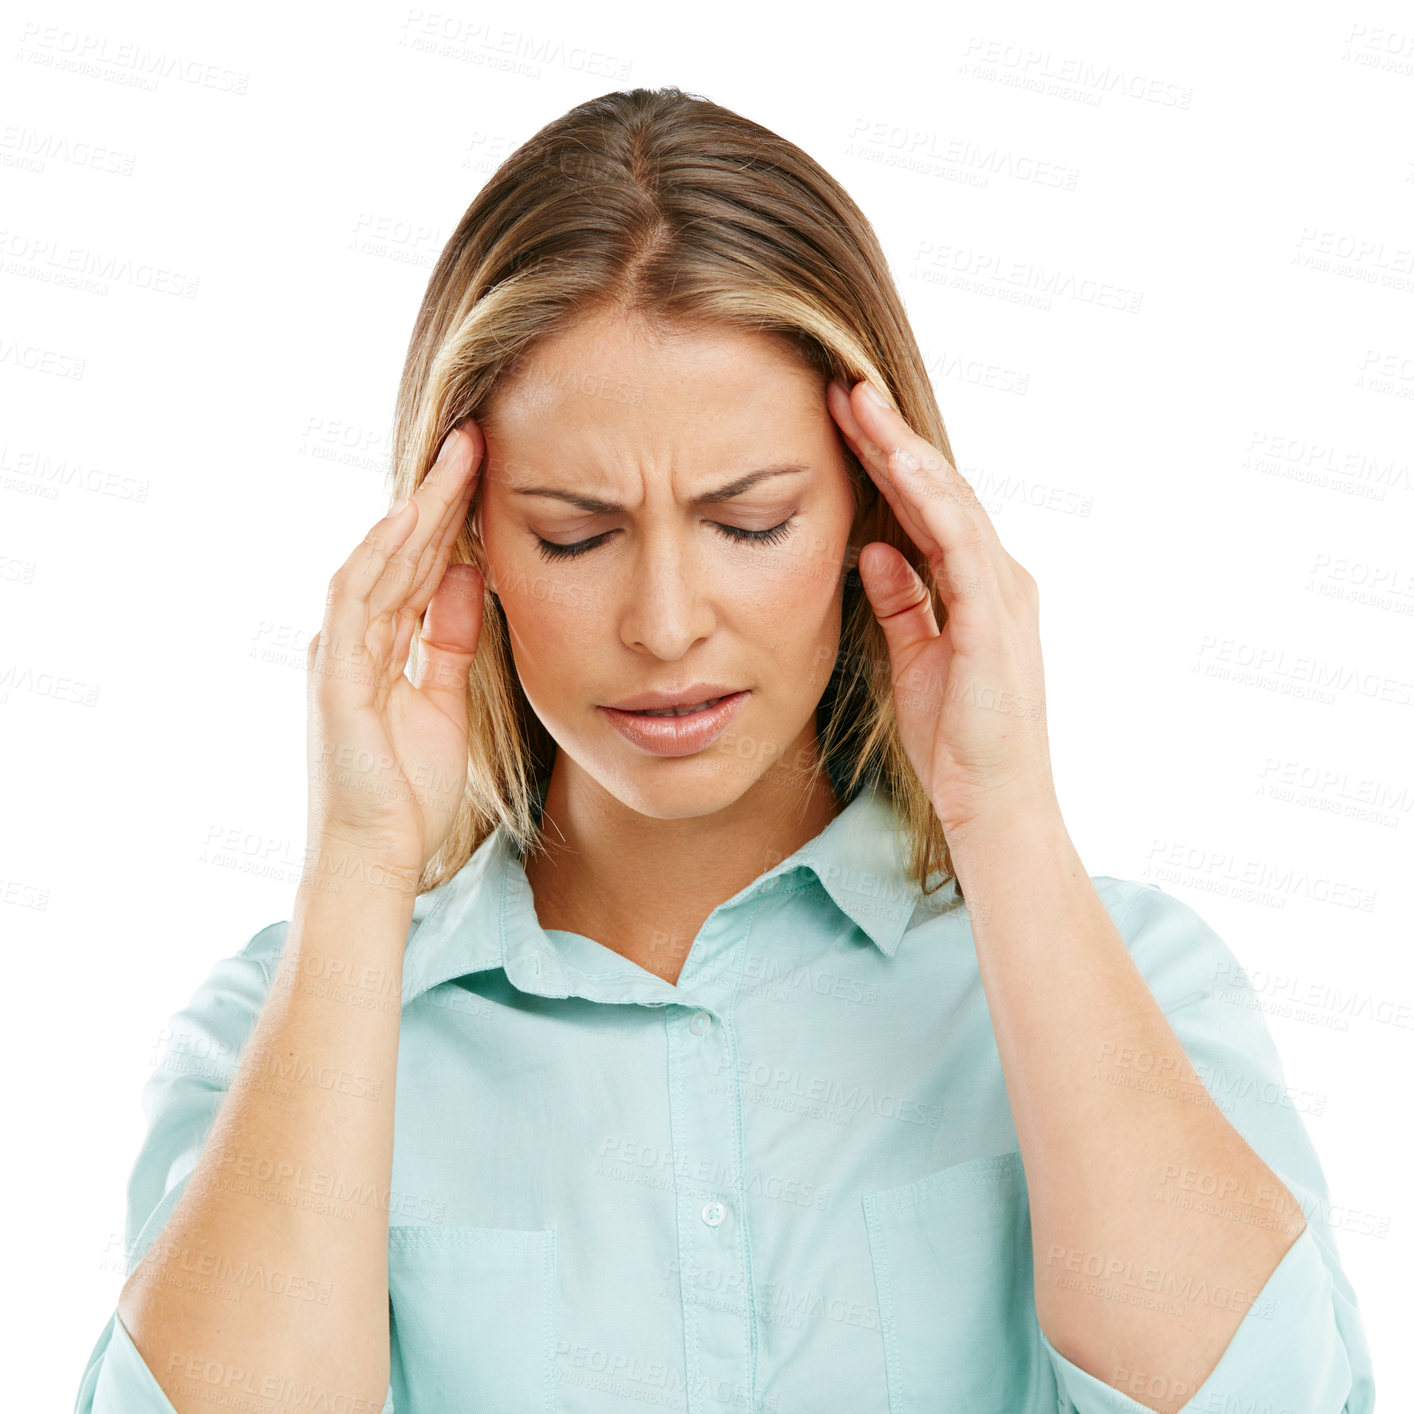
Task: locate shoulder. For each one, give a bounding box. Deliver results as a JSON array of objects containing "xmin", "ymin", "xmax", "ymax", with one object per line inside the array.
[
  {"xmin": 914, "ymin": 875, "xmax": 1240, "ymax": 1018},
  {"xmin": 231, "ymin": 877, "xmax": 449, "ymax": 980},
  {"xmin": 150, "ymin": 921, "xmax": 293, "ymax": 1080},
  {"xmin": 1088, "ymin": 875, "xmax": 1241, "ymax": 1015}
]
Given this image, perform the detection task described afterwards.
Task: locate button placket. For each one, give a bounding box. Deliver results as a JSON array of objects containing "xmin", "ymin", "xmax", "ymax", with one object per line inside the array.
[
  {"xmin": 691, "ymin": 1012, "xmax": 725, "ymax": 1229},
  {"xmin": 667, "ymin": 993, "xmax": 753, "ymax": 1414}
]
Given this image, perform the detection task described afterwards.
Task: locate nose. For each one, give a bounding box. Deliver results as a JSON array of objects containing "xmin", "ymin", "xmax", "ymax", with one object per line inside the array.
[{"xmin": 617, "ymin": 529, "xmax": 718, "ymax": 660}]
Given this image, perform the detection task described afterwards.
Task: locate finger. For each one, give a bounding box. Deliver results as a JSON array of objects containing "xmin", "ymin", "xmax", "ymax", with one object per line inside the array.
[
  {"xmin": 322, "ymin": 496, "xmax": 422, "ymax": 676},
  {"xmin": 857, "ymin": 542, "xmax": 955, "ymax": 712},
  {"xmin": 389, "ymin": 473, "xmax": 474, "ymax": 673},
  {"xmin": 369, "ymin": 422, "xmax": 482, "ymax": 623},
  {"xmin": 832, "ymin": 378, "xmax": 992, "ymax": 526},
  {"xmin": 411, "ymin": 562, "xmax": 485, "ymax": 723},
  {"xmin": 396, "ymin": 454, "xmax": 479, "ymax": 632},
  {"xmin": 379, "ymin": 419, "xmax": 485, "ymax": 623},
  {"xmin": 828, "ymin": 380, "xmax": 1001, "ymax": 605},
  {"xmin": 857, "ymin": 540, "xmax": 941, "ymax": 654},
  {"xmin": 828, "ymin": 380, "xmax": 940, "ymax": 557}
]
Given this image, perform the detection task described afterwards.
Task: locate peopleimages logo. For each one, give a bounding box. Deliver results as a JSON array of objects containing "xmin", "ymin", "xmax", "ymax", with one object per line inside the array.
[{"xmin": 213, "ymin": 1150, "xmax": 446, "ymax": 1223}]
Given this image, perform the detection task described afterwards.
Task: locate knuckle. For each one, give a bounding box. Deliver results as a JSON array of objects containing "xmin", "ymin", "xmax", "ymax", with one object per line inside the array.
[{"xmin": 384, "ymin": 543, "xmax": 416, "ymax": 577}]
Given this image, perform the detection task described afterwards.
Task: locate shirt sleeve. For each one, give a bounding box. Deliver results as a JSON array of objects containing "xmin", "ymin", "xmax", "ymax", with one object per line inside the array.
[
  {"xmin": 72, "ymin": 922, "xmax": 400, "ymax": 1414},
  {"xmin": 1039, "ymin": 880, "xmax": 1377, "ymax": 1414}
]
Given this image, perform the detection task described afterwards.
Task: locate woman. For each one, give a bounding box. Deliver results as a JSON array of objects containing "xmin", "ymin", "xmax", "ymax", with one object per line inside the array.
[{"xmin": 76, "ymin": 87, "xmax": 1372, "ymax": 1414}]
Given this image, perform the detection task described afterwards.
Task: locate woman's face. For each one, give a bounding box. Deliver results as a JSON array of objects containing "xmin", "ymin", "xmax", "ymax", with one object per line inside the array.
[{"xmin": 476, "ymin": 311, "xmax": 860, "ymax": 820}]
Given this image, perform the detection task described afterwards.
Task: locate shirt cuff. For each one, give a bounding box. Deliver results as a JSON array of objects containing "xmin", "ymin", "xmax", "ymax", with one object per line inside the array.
[
  {"xmin": 1039, "ymin": 1224, "xmax": 1354, "ymax": 1413},
  {"xmin": 90, "ymin": 1311, "xmax": 396, "ymax": 1414}
]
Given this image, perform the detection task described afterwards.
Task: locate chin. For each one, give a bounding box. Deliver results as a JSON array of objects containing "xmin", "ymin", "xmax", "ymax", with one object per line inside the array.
[{"xmin": 549, "ymin": 722, "xmax": 775, "ymax": 822}]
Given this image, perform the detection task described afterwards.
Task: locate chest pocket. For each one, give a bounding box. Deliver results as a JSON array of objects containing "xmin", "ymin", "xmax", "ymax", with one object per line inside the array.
[
  {"xmin": 862, "ymin": 1150, "xmax": 1053, "ymax": 1414},
  {"xmin": 387, "ymin": 1225, "xmax": 557, "ymax": 1414}
]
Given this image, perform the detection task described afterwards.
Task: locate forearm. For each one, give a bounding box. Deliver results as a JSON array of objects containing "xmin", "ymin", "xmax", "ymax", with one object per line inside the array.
[
  {"xmin": 948, "ymin": 803, "xmax": 1308, "ymax": 1414},
  {"xmin": 117, "ymin": 848, "xmax": 417, "ymax": 1414}
]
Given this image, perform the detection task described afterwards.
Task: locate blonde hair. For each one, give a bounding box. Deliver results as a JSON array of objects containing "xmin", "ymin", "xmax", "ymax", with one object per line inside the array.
[{"xmin": 392, "ymin": 86, "xmax": 963, "ymax": 903}]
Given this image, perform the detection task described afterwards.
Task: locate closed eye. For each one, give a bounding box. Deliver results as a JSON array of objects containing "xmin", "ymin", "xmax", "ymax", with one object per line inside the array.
[{"xmin": 535, "ymin": 517, "xmax": 797, "ymax": 563}]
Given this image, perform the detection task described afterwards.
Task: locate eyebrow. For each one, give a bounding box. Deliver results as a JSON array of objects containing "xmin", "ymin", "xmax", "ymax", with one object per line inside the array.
[{"xmin": 509, "ymin": 463, "xmax": 811, "ymax": 513}]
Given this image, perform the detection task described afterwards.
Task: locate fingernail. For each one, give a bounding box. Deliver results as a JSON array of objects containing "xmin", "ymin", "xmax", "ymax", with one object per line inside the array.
[
  {"xmin": 862, "ymin": 381, "xmax": 890, "ymax": 409},
  {"xmin": 437, "ymin": 427, "xmax": 460, "ymax": 461}
]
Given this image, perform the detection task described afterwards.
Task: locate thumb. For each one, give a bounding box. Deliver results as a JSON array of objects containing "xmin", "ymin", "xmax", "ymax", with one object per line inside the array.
[
  {"xmin": 413, "ymin": 563, "xmax": 485, "ymax": 721},
  {"xmin": 857, "ymin": 542, "xmax": 941, "ymax": 667}
]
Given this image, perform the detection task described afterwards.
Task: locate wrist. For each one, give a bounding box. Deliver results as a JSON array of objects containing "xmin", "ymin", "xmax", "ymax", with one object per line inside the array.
[
  {"xmin": 942, "ymin": 794, "xmax": 1072, "ymax": 879},
  {"xmin": 300, "ymin": 834, "xmax": 423, "ymax": 904},
  {"xmin": 938, "ymin": 787, "xmax": 1064, "ymax": 848}
]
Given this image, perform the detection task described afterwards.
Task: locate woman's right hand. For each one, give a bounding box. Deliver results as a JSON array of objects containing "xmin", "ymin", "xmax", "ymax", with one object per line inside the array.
[{"xmin": 304, "ymin": 418, "xmax": 486, "ymax": 883}]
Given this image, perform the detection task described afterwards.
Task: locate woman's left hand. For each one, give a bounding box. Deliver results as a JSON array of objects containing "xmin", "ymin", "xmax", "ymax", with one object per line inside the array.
[{"xmin": 826, "ymin": 378, "xmax": 1060, "ymax": 843}]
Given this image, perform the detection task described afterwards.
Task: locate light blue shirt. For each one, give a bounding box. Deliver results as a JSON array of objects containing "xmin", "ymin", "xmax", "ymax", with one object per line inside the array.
[{"xmin": 76, "ymin": 783, "xmax": 1374, "ymax": 1413}]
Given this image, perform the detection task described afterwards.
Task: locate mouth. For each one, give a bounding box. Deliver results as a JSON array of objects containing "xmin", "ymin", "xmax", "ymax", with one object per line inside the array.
[
  {"xmin": 621, "ymin": 695, "xmax": 730, "ymax": 717},
  {"xmin": 598, "ymin": 690, "xmax": 750, "ymax": 758}
]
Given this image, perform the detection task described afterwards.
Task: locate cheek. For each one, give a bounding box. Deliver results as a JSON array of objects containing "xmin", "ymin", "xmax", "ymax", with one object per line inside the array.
[
  {"xmin": 480, "ymin": 509, "xmax": 574, "ymax": 653},
  {"xmin": 499, "ymin": 577, "xmax": 588, "ymax": 674},
  {"xmin": 756, "ymin": 526, "xmax": 847, "ymax": 625},
  {"xmin": 735, "ymin": 556, "xmax": 845, "ymax": 692},
  {"xmin": 769, "ymin": 523, "xmax": 852, "ymax": 679}
]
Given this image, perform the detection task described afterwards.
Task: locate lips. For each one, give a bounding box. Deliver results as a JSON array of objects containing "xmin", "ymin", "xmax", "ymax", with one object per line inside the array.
[
  {"xmin": 605, "ymin": 683, "xmax": 742, "ymax": 713},
  {"xmin": 629, "ymin": 696, "xmax": 728, "ymax": 717},
  {"xmin": 598, "ymin": 690, "xmax": 750, "ymax": 758}
]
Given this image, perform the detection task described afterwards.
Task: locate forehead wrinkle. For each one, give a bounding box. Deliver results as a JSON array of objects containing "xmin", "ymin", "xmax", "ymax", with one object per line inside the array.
[
  {"xmin": 483, "ymin": 323, "xmax": 830, "ymax": 514},
  {"xmin": 510, "ymin": 463, "xmax": 812, "ymax": 515}
]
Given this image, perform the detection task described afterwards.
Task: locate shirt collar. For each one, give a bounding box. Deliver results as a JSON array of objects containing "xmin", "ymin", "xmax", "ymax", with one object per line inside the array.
[{"xmin": 399, "ymin": 782, "xmax": 956, "ymax": 1008}]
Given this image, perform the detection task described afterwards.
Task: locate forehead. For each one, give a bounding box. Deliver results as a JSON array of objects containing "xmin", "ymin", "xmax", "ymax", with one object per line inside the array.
[{"xmin": 484, "ymin": 314, "xmax": 823, "ymax": 445}]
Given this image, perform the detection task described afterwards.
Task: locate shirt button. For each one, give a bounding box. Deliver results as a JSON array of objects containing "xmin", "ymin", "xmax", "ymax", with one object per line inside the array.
[
  {"xmin": 689, "ymin": 1010, "xmax": 712, "ymax": 1034},
  {"xmin": 702, "ymin": 1201, "xmax": 725, "ymax": 1227}
]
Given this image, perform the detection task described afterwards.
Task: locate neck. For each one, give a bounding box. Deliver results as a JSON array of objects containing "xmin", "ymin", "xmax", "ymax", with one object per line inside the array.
[{"xmin": 523, "ymin": 746, "xmax": 845, "ymax": 984}]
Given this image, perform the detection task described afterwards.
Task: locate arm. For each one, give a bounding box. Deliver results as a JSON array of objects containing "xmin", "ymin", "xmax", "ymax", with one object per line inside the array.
[
  {"xmin": 114, "ymin": 858, "xmax": 415, "ymax": 1414},
  {"xmin": 81, "ymin": 412, "xmax": 485, "ymax": 1413},
  {"xmin": 823, "ymin": 376, "xmax": 1370, "ymax": 1413},
  {"xmin": 949, "ymin": 803, "xmax": 1367, "ymax": 1412}
]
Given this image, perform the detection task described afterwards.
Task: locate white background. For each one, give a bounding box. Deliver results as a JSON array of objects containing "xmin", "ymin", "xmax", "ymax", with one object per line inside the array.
[{"xmin": 3, "ymin": 1, "xmax": 1407, "ymax": 1408}]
